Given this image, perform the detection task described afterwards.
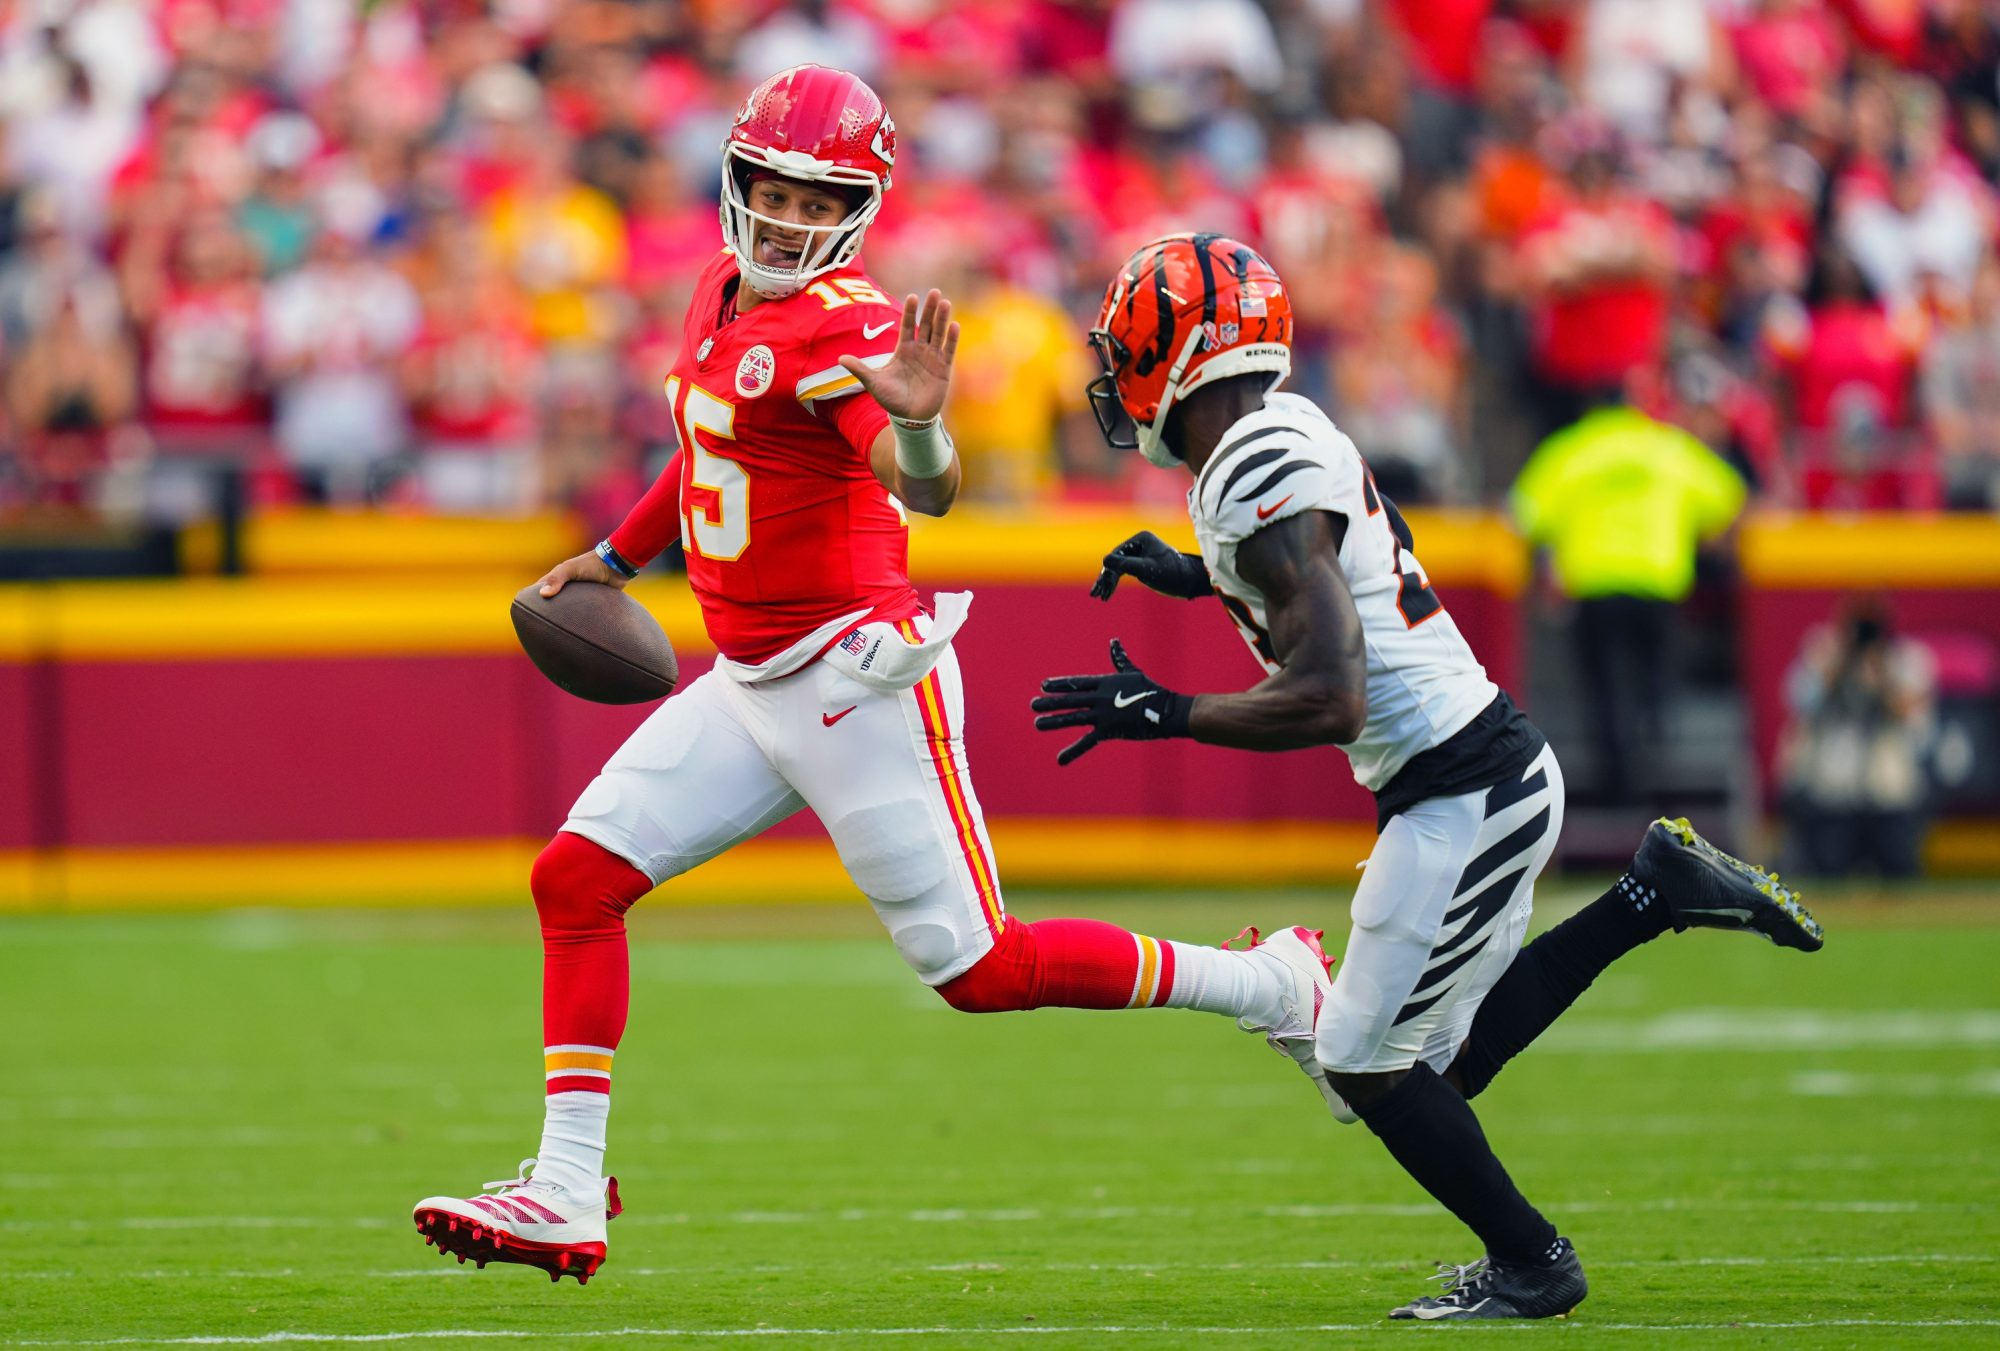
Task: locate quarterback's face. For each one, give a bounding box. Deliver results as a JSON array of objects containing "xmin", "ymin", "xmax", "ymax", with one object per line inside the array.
[{"xmin": 748, "ymin": 178, "xmax": 852, "ymax": 272}]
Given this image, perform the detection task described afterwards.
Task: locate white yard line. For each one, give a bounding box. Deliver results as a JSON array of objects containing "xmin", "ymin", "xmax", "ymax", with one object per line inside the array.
[
  {"xmin": 1540, "ymin": 1007, "xmax": 2000, "ymax": 1052},
  {"xmin": 0, "ymin": 1196, "xmax": 1975, "ymax": 1235},
  {"xmin": 9, "ymin": 1319, "xmax": 2000, "ymax": 1345},
  {"xmin": 14, "ymin": 1253, "xmax": 1991, "ymax": 1281},
  {"xmin": 1789, "ymin": 1069, "xmax": 2000, "ymax": 1098}
]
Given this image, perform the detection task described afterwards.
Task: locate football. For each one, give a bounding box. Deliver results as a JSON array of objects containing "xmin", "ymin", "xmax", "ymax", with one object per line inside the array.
[{"xmin": 509, "ymin": 581, "xmax": 678, "ymax": 704}]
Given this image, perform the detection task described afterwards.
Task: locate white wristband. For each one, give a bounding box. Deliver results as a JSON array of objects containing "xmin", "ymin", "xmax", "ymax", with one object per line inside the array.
[{"xmin": 892, "ymin": 414, "xmax": 955, "ymax": 479}]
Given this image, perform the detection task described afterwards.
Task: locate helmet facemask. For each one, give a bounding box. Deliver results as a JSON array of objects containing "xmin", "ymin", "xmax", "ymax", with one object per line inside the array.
[
  {"xmin": 1085, "ymin": 330, "xmax": 1141, "ymax": 452},
  {"xmin": 720, "ymin": 147, "xmax": 884, "ymax": 299}
]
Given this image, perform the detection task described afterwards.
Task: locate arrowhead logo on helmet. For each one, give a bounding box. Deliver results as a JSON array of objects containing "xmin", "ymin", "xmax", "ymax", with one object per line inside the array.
[
  {"xmin": 1085, "ymin": 234, "xmax": 1294, "ymax": 468},
  {"xmin": 720, "ymin": 65, "xmax": 896, "ymax": 299}
]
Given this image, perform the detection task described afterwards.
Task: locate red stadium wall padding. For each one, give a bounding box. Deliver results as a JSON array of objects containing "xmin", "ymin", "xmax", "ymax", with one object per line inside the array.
[
  {"xmin": 931, "ymin": 580, "xmax": 1376, "ymax": 821},
  {"xmin": 52, "ymin": 656, "xmax": 541, "ymax": 847},
  {"xmin": 0, "ymin": 662, "xmax": 36, "ymax": 851},
  {"xmin": 0, "ymin": 576, "xmax": 1517, "ymax": 854}
]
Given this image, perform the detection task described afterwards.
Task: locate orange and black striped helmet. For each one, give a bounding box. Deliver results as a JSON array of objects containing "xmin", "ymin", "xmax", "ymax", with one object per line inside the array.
[{"xmin": 1087, "ymin": 233, "xmax": 1294, "ymax": 467}]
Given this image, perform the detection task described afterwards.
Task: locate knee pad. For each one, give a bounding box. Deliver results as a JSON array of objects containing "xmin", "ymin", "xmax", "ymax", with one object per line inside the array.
[
  {"xmin": 827, "ymin": 800, "xmax": 949, "ymax": 904},
  {"xmin": 880, "ymin": 899, "xmax": 967, "ymax": 984},
  {"xmin": 830, "ymin": 800, "xmax": 965, "ymax": 982},
  {"xmin": 531, "ymin": 831, "xmax": 652, "ymax": 932},
  {"xmin": 935, "ymin": 920, "xmax": 1039, "ymax": 1013}
]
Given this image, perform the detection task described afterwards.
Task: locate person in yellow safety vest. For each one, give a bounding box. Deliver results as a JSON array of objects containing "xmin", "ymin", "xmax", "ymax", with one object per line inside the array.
[{"xmin": 1510, "ymin": 399, "xmax": 1746, "ymax": 798}]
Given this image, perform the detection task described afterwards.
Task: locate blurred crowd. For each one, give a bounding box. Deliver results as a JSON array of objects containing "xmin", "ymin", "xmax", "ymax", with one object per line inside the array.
[{"xmin": 8, "ymin": 0, "xmax": 2000, "ymax": 534}]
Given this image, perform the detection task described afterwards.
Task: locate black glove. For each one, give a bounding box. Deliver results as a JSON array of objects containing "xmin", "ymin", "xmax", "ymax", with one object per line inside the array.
[
  {"xmin": 1031, "ymin": 639, "xmax": 1192, "ymax": 765},
  {"xmin": 1090, "ymin": 531, "xmax": 1211, "ymax": 601}
]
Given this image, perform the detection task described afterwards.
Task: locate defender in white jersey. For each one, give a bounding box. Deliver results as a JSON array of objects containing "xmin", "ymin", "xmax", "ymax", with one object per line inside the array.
[{"xmin": 1033, "ymin": 234, "xmax": 1825, "ymax": 1322}]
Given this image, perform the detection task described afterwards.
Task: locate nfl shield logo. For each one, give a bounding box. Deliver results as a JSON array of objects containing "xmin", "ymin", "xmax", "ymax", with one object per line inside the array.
[
  {"xmin": 838, "ymin": 630, "xmax": 868, "ymax": 655},
  {"xmin": 736, "ymin": 344, "xmax": 776, "ymax": 399},
  {"xmin": 696, "ymin": 336, "xmax": 715, "ymax": 363}
]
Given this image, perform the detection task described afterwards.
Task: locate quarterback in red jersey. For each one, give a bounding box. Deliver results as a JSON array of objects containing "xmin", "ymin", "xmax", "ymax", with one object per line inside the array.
[{"xmin": 411, "ymin": 66, "xmax": 1333, "ymax": 1285}]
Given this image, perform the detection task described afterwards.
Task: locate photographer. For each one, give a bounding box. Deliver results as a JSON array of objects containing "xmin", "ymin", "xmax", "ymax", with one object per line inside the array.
[{"xmin": 1779, "ymin": 600, "xmax": 1937, "ymax": 878}]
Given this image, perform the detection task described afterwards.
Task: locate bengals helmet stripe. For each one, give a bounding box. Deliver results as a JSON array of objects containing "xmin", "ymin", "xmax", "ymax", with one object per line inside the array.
[{"xmin": 1087, "ymin": 233, "xmax": 1294, "ymax": 468}]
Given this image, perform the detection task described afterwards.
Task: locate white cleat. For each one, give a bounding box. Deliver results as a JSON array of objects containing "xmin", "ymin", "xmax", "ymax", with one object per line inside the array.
[
  {"xmin": 412, "ymin": 1158, "xmax": 621, "ymax": 1284},
  {"xmin": 1227, "ymin": 925, "xmax": 1358, "ymax": 1125}
]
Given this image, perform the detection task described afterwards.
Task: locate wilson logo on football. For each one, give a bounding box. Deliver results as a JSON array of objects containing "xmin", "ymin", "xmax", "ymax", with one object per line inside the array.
[{"xmin": 735, "ymin": 345, "xmax": 776, "ymax": 399}]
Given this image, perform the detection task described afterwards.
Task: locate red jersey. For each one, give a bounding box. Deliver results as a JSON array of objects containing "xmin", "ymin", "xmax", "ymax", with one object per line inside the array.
[
  {"xmin": 1521, "ymin": 197, "xmax": 1673, "ymax": 389},
  {"xmin": 609, "ymin": 248, "xmax": 911, "ymax": 665}
]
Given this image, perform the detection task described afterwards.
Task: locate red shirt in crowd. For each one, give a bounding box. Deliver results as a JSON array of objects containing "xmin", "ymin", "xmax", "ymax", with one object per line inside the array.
[
  {"xmin": 1731, "ymin": 4, "xmax": 1847, "ymax": 117},
  {"xmin": 1385, "ymin": 0, "xmax": 1494, "ymax": 94},
  {"xmin": 142, "ymin": 283, "xmax": 266, "ymax": 434},
  {"xmin": 1520, "ymin": 195, "xmax": 1674, "ymax": 388},
  {"xmin": 1769, "ymin": 298, "xmax": 1920, "ymax": 431},
  {"xmin": 405, "ymin": 314, "xmax": 536, "ymax": 445}
]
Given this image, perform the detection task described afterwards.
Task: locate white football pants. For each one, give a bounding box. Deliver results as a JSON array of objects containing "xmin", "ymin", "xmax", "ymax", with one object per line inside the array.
[
  {"xmin": 560, "ymin": 640, "xmax": 1005, "ymax": 986},
  {"xmin": 1317, "ymin": 744, "xmax": 1565, "ymax": 1075}
]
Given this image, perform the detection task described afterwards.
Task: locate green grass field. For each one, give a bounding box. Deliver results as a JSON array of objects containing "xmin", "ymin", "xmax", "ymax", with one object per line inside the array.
[{"xmin": 5, "ymin": 886, "xmax": 1999, "ymax": 1349}]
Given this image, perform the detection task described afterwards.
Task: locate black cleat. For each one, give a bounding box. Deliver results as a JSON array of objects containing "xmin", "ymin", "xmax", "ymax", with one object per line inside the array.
[
  {"xmin": 1629, "ymin": 816, "xmax": 1824, "ymax": 952},
  {"xmin": 1388, "ymin": 1239, "xmax": 1588, "ymax": 1321}
]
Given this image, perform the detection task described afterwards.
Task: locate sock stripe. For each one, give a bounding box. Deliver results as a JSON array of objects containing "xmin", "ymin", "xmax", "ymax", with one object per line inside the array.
[
  {"xmin": 1135, "ymin": 934, "xmax": 1158, "ymax": 1007},
  {"xmin": 544, "ymin": 1051, "xmax": 614, "ymax": 1072},
  {"xmin": 544, "ymin": 1045, "xmax": 613, "ymax": 1096},
  {"xmin": 1129, "ymin": 934, "xmax": 1175, "ymax": 1008},
  {"xmin": 1150, "ymin": 939, "xmax": 1177, "ymax": 1007}
]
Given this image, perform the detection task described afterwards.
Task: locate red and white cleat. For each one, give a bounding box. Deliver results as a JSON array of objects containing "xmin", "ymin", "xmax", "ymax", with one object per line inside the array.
[
  {"xmin": 1227, "ymin": 925, "xmax": 1358, "ymax": 1125},
  {"xmin": 412, "ymin": 1159, "xmax": 621, "ymax": 1285}
]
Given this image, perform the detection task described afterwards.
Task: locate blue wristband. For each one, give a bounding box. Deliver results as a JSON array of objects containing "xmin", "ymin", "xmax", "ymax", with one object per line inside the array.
[{"xmin": 595, "ymin": 540, "xmax": 640, "ymax": 580}]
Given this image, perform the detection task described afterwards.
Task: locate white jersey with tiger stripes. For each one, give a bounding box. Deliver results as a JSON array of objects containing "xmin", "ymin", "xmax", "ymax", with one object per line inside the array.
[{"xmin": 1188, "ymin": 392, "xmax": 1498, "ymax": 791}]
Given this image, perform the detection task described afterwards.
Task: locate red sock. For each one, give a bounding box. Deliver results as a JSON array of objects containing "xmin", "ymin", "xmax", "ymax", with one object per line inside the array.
[
  {"xmin": 530, "ymin": 832, "xmax": 652, "ymax": 1196},
  {"xmin": 532, "ymin": 831, "xmax": 652, "ymax": 1078},
  {"xmin": 938, "ymin": 917, "xmax": 1168, "ymax": 1012}
]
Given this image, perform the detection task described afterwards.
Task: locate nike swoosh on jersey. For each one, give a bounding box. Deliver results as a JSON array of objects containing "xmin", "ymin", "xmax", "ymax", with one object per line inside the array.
[
  {"xmin": 1256, "ymin": 494, "xmax": 1296, "ymax": 520},
  {"xmin": 1111, "ymin": 690, "xmax": 1157, "ymax": 708},
  {"xmin": 822, "ymin": 706, "xmax": 858, "ymax": 727},
  {"xmin": 862, "ymin": 320, "xmax": 896, "ymax": 339}
]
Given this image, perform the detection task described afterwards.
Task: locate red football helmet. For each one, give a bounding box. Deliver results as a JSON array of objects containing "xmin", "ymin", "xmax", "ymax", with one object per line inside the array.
[
  {"xmin": 1088, "ymin": 233, "xmax": 1294, "ymax": 466},
  {"xmin": 721, "ymin": 65, "xmax": 897, "ymax": 297}
]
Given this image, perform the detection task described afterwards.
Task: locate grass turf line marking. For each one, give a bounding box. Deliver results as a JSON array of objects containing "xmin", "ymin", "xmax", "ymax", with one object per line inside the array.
[
  {"xmin": 1543, "ymin": 1007, "xmax": 2000, "ymax": 1052},
  {"xmin": 2, "ymin": 1196, "xmax": 1974, "ymax": 1234},
  {"xmin": 15, "ymin": 1254, "xmax": 1992, "ymax": 1281},
  {"xmin": 12, "ymin": 1320, "xmax": 2000, "ymax": 1345},
  {"xmin": 1790, "ymin": 1068, "xmax": 2000, "ymax": 1097}
]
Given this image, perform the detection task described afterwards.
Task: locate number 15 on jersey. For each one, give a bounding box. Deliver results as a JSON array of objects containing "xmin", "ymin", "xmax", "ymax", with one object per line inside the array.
[{"xmin": 667, "ymin": 375, "xmax": 749, "ymax": 561}]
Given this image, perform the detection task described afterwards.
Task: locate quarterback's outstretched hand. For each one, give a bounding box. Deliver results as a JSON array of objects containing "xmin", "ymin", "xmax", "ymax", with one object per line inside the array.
[
  {"xmin": 1032, "ymin": 639, "xmax": 1192, "ymax": 765},
  {"xmin": 839, "ymin": 288, "xmax": 958, "ymax": 424},
  {"xmin": 1091, "ymin": 531, "xmax": 1212, "ymax": 601}
]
